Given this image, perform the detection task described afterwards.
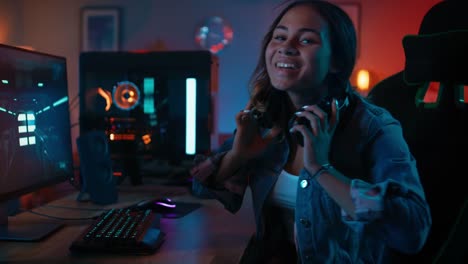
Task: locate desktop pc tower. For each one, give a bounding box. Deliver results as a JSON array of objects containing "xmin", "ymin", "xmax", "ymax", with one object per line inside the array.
[{"xmin": 79, "ymin": 50, "xmax": 219, "ymax": 184}]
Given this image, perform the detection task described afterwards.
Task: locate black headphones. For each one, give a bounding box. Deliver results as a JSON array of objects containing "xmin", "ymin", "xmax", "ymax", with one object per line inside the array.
[
  {"xmin": 288, "ymin": 95, "xmax": 350, "ymax": 146},
  {"xmin": 249, "ymin": 94, "xmax": 350, "ymax": 146}
]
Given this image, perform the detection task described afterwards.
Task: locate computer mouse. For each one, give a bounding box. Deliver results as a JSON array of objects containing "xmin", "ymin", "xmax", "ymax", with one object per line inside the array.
[{"xmin": 135, "ymin": 197, "xmax": 177, "ymax": 211}]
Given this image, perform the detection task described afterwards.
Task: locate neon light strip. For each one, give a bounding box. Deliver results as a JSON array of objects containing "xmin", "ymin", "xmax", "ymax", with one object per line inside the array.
[
  {"xmin": 97, "ymin": 88, "xmax": 112, "ymax": 111},
  {"xmin": 0, "ymin": 107, "xmax": 6, "ymax": 112},
  {"xmin": 186, "ymin": 78, "xmax": 196, "ymax": 155},
  {"xmin": 143, "ymin": 78, "xmax": 155, "ymax": 114},
  {"xmin": 52, "ymin": 96, "xmax": 68, "ymax": 107}
]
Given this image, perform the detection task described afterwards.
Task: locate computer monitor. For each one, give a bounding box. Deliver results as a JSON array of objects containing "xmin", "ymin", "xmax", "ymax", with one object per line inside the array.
[
  {"xmin": 0, "ymin": 44, "xmax": 73, "ymax": 241},
  {"xmin": 79, "ymin": 51, "xmax": 218, "ymax": 182}
]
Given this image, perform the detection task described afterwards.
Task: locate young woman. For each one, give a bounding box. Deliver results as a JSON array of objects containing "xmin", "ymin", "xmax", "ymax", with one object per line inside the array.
[{"xmin": 191, "ymin": 1, "xmax": 431, "ymax": 263}]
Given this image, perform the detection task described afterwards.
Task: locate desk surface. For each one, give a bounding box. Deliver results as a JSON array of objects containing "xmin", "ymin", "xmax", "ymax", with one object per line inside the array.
[{"xmin": 0, "ymin": 183, "xmax": 255, "ymax": 264}]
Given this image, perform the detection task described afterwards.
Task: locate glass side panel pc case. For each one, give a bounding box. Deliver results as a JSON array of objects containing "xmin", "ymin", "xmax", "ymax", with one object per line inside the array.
[{"xmin": 79, "ymin": 51, "xmax": 219, "ymax": 177}]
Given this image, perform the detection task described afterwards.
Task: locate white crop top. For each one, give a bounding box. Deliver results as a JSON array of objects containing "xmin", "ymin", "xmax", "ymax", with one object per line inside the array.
[
  {"xmin": 269, "ymin": 169, "xmax": 298, "ymax": 210},
  {"xmin": 267, "ymin": 170, "xmax": 298, "ymax": 243}
]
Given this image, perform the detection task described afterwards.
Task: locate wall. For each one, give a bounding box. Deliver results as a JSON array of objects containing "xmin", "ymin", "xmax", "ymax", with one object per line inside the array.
[
  {"xmin": 0, "ymin": 0, "xmax": 442, "ymax": 152},
  {"xmin": 356, "ymin": 0, "xmax": 441, "ymax": 83},
  {"xmin": 0, "ymin": 0, "xmax": 22, "ymax": 44}
]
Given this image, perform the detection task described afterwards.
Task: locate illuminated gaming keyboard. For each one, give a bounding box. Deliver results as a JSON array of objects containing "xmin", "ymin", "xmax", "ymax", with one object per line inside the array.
[{"xmin": 69, "ymin": 208, "xmax": 165, "ymax": 255}]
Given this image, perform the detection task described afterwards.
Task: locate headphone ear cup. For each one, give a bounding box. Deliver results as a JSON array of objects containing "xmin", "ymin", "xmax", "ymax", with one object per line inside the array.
[{"xmin": 288, "ymin": 96, "xmax": 350, "ymax": 147}]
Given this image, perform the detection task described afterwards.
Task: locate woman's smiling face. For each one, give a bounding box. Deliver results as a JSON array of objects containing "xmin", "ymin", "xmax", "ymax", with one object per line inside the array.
[{"xmin": 265, "ymin": 4, "xmax": 335, "ymax": 97}]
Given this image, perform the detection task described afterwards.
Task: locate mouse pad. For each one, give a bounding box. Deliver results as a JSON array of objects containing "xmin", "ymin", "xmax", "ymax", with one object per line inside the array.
[{"xmin": 156, "ymin": 201, "xmax": 202, "ymax": 219}]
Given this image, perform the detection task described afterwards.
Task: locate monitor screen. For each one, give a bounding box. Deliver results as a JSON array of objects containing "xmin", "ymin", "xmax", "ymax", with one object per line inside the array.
[
  {"xmin": 0, "ymin": 44, "xmax": 73, "ymax": 240},
  {"xmin": 79, "ymin": 51, "xmax": 218, "ymax": 181}
]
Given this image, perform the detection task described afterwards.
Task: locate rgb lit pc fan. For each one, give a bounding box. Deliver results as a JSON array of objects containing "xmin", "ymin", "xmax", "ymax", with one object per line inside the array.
[{"xmin": 112, "ymin": 81, "xmax": 140, "ymax": 110}]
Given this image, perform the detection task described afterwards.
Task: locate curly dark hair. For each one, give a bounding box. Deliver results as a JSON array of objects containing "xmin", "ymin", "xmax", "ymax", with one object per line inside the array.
[{"xmin": 248, "ymin": 0, "xmax": 357, "ymax": 130}]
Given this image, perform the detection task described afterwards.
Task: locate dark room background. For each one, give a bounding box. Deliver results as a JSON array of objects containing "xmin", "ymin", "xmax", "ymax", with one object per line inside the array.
[{"xmin": 0, "ymin": 0, "xmax": 441, "ymax": 156}]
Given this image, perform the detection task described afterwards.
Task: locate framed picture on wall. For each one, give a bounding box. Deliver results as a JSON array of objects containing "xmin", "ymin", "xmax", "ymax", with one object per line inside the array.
[
  {"xmin": 81, "ymin": 7, "xmax": 120, "ymax": 52},
  {"xmin": 338, "ymin": 3, "xmax": 360, "ymax": 57}
]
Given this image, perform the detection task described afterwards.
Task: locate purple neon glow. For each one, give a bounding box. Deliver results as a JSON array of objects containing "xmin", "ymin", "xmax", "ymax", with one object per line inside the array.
[{"xmin": 155, "ymin": 201, "xmax": 176, "ymax": 208}]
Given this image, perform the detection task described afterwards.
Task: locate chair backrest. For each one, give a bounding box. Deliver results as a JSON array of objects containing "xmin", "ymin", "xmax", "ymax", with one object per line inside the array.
[
  {"xmin": 368, "ymin": 1, "xmax": 468, "ymax": 262},
  {"xmin": 432, "ymin": 198, "xmax": 468, "ymax": 264}
]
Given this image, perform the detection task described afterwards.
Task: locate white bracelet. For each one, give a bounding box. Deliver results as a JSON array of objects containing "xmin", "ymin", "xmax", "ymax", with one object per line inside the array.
[{"xmin": 310, "ymin": 163, "xmax": 333, "ymax": 179}]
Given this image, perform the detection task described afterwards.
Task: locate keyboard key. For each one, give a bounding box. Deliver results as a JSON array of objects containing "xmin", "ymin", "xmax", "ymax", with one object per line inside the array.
[{"xmin": 69, "ymin": 207, "xmax": 165, "ymax": 255}]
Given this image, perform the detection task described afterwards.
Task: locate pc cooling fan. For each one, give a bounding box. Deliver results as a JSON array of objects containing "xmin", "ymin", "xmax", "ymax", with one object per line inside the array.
[{"xmin": 113, "ymin": 81, "xmax": 140, "ymax": 110}]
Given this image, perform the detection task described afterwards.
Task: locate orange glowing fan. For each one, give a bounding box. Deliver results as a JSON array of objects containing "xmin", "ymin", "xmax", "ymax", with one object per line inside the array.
[{"xmin": 112, "ymin": 81, "xmax": 140, "ymax": 110}]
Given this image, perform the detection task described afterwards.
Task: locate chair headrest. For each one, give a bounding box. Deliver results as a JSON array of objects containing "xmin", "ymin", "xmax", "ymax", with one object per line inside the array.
[
  {"xmin": 403, "ymin": 1, "xmax": 468, "ymax": 84},
  {"xmin": 418, "ymin": 0, "xmax": 468, "ymax": 35},
  {"xmin": 403, "ymin": 30, "xmax": 468, "ymax": 84}
]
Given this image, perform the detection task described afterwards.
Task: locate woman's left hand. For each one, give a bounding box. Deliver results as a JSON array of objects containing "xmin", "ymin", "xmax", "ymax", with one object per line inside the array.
[{"xmin": 290, "ymin": 98, "xmax": 340, "ymax": 174}]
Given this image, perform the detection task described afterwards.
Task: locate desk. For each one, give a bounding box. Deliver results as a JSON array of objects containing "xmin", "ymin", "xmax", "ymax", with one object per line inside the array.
[{"xmin": 0, "ymin": 183, "xmax": 255, "ymax": 264}]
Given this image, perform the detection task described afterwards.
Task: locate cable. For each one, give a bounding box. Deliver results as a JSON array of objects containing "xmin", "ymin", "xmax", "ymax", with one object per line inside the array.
[
  {"xmin": 22, "ymin": 209, "xmax": 102, "ymax": 221},
  {"xmin": 43, "ymin": 204, "xmax": 107, "ymax": 212},
  {"xmin": 70, "ymin": 122, "xmax": 80, "ymax": 128},
  {"xmin": 69, "ymin": 94, "xmax": 79, "ymax": 107},
  {"xmin": 67, "ymin": 166, "xmax": 82, "ymax": 191},
  {"xmin": 69, "ymin": 103, "xmax": 79, "ymax": 113}
]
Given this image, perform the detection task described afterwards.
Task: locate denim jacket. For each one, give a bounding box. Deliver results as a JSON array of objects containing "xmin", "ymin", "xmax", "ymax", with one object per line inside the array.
[{"xmin": 191, "ymin": 94, "xmax": 432, "ymax": 263}]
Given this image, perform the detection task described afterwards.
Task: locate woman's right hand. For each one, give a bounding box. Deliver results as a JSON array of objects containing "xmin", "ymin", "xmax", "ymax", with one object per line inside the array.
[{"xmin": 230, "ymin": 103, "xmax": 281, "ymax": 162}]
